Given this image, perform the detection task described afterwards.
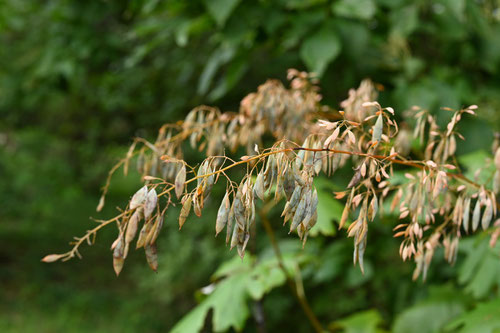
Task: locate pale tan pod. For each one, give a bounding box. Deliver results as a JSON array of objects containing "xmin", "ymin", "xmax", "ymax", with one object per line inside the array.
[
  {"xmin": 125, "ymin": 209, "xmax": 142, "ymax": 244},
  {"xmin": 462, "ymin": 196, "xmax": 471, "ymax": 233},
  {"xmin": 215, "ymin": 192, "xmax": 230, "ymax": 236},
  {"xmin": 339, "ymin": 204, "xmax": 350, "ymax": 230},
  {"xmin": 130, "ymin": 186, "xmax": 148, "ymax": 210},
  {"xmin": 481, "ymin": 200, "xmax": 493, "ymax": 230},
  {"xmin": 371, "ymin": 114, "xmax": 383, "ymax": 144},
  {"xmin": 145, "ymin": 243, "xmax": 158, "ymax": 271},
  {"xmin": 175, "ymin": 165, "xmax": 186, "ymax": 199},
  {"xmin": 178, "ymin": 195, "xmax": 192, "ymax": 229},
  {"xmin": 112, "ymin": 235, "xmax": 125, "ymax": 276},
  {"xmin": 472, "ymin": 200, "xmax": 481, "ymax": 232},
  {"xmin": 144, "ymin": 188, "xmax": 158, "ymax": 219}
]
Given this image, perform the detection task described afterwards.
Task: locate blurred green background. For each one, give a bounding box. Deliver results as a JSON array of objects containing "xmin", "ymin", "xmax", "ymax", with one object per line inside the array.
[{"xmin": 1, "ymin": 0, "xmax": 500, "ymax": 332}]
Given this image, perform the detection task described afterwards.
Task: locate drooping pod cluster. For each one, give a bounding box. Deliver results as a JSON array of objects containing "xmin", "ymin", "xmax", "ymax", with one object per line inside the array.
[{"xmin": 111, "ymin": 185, "xmax": 161, "ymax": 275}]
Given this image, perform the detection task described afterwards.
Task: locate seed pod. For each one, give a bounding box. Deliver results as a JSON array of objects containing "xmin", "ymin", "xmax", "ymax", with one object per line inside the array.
[
  {"xmin": 125, "ymin": 209, "xmax": 142, "ymax": 244},
  {"xmin": 282, "ymin": 185, "xmax": 302, "ymax": 219},
  {"xmin": 283, "ymin": 167, "xmax": 296, "ymax": 200},
  {"xmin": 130, "ymin": 186, "xmax": 148, "ymax": 209},
  {"xmin": 147, "ymin": 214, "xmax": 164, "ymax": 245},
  {"xmin": 136, "ymin": 220, "xmax": 153, "ymax": 249},
  {"xmin": 372, "ymin": 114, "xmax": 383, "ymax": 144},
  {"xmin": 290, "ymin": 188, "xmax": 309, "ymax": 233},
  {"xmin": 175, "ymin": 165, "xmax": 186, "ymax": 199},
  {"xmin": 193, "ymin": 193, "xmax": 202, "ymax": 217},
  {"xmin": 144, "ymin": 188, "xmax": 157, "ymax": 219},
  {"xmin": 323, "ymin": 126, "xmax": 340, "ymax": 149},
  {"xmin": 230, "ymin": 224, "xmax": 241, "ymax": 250},
  {"xmin": 353, "ymin": 226, "xmax": 367, "ymax": 274},
  {"xmin": 145, "ymin": 243, "xmax": 158, "ymax": 271},
  {"xmin": 339, "ymin": 204, "xmax": 350, "ymax": 230},
  {"xmin": 41, "ymin": 254, "xmax": 65, "ymax": 263},
  {"xmin": 493, "ymin": 170, "xmax": 500, "ymax": 194},
  {"xmin": 226, "ymin": 204, "xmax": 234, "ymax": 245},
  {"xmin": 348, "ymin": 169, "xmax": 362, "ymax": 189},
  {"xmin": 179, "ymin": 195, "xmax": 192, "ymax": 229},
  {"xmin": 254, "ymin": 172, "xmax": 265, "ymax": 200},
  {"xmin": 113, "ymin": 235, "xmax": 125, "ymax": 276},
  {"xmin": 216, "ymin": 192, "xmax": 230, "ymax": 236},
  {"xmin": 368, "ymin": 195, "xmax": 378, "ymax": 222},
  {"xmin": 462, "ymin": 197, "xmax": 471, "ymax": 233},
  {"xmin": 472, "ymin": 200, "xmax": 481, "ymax": 232},
  {"xmin": 482, "ymin": 200, "xmax": 493, "ymax": 230}
]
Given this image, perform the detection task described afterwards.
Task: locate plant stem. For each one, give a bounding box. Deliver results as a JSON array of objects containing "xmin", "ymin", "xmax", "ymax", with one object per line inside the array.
[{"xmin": 259, "ymin": 202, "xmax": 325, "ymax": 333}]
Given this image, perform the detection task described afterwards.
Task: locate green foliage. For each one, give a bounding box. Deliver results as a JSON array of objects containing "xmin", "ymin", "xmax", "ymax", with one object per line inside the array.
[
  {"xmin": 172, "ymin": 251, "xmax": 306, "ymax": 332},
  {"xmin": 333, "ymin": 309, "xmax": 385, "ymax": 333},
  {"xmin": 447, "ymin": 299, "xmax": 500, "ymax": 333}
]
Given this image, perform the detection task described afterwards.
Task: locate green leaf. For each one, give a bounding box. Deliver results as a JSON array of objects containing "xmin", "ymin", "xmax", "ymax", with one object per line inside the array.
[
  {"xmin": 458, "ymin": 150, "xmax": 496, "ymax": 185},
  {"xmin": 170, "ymin": 302, "xmax": 211, "ymax": 333},
  {"xmin": 332, "ymin": 0, "xmax": 377, "ymax": 20},
  {"xmin": 458, "ymin": 237, "xmax": 500, "ymax": 299},
  {"xmin": 197, "ymin": 44, "xmax": 235, "ymax": 95},
  {"xmin": 203, "ymin": 0, "xmax": 241, "ymax": 27},
  {"xmin": 310, "ymin": 186, "xmax": 342, "ymax": 236},
  {"xmin": 208, "ymin": 57, "xmax": 248, "ymax": 101},
  {"xmin": 311, "ymin": 177, "xmax": 344, "ymax": 236},
  {"xmin": 446, "ymin": 299, "xmax": 500, "ymax": 333},
  {"xmin": 393, "ymin": 290, "xmax": 466, "ymax": 333},
  {"xmin": 334, "ymin": 309, "xmax": 384, "ymax": 333},
  {"xmin": 389, "ymin": 5, "xmax": 418, "ymax": 37},
  {"xmin": 173, "ymin": 253, "xmax": 293, "ymax": 332},
  {"xmin": 300, "ymin": 26, "xmax": 341, "ymax": 77}
]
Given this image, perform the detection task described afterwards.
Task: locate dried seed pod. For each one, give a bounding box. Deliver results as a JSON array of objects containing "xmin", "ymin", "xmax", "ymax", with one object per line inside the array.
[
  {"xmin": 323, "ymin": 126, "xmax": 340, "ymax": 149},
  {"xmin": 145, "ymin": 243, "xmax": 158, "ymax": 271},
  {"xmin": 113, "ymin": 235, "xmax": 125, "ymax": 276},
  {"xmin": 144, "ymin": 188, "xmax": 157, "ymax": 219},
  {"xmin": 339, "ymin": 204, "xmax": 350, "ymax": 230},
  {"xmin": 254, "ymin": 172, "xmax": 265, "ymax": 200},
  {"xmin": 282, "ymin": 185, "xmax": 302, "ymax": 220},
  {"xmin": 216, "ymin": 192, "xmax": 231, "ymax": 236},
  {"xmin": 482, "ymin": 200, "xmax": 493, "ymax": 230},
  {"xmin": 493, "ymin": 170, "xmax": 500, "ymax": 194},
  {"xmin": 179, "ymin": 195, "xmax": 192, "ymax": 229},
  {"xmin": 130, "ymin": 186, "xmax": 148, "ymax": 209},
  {"xmin": 368, "ymin": 195, "xmax": 378, "ymax": 222},
  {"xmin": 175, "ymin": 164, "xmax": 186, "ymax": 199},
  {"xmin": 125, "ymin": 209, "xmax": 142, "ymax": 244},
  {"xmin": 372, "ymin": 114, "xmax": 383, "ymax": 144},
  {"xmin": 136, "ymin": 220, "xmax": 153, "ymax": 249},
  {"xmin": 226, "ymin": 204, "xmax": 235, "ymax": 245},
  {"xmin": 290, "ymin": 188, "xmax": 310, "ymax": 233},
  {"xmin": 41, "ymin": 254, "xmax": 65, "ymax": 263},
  {"xmin": 462, "ymin": 197, "xmax": 471, "ymax": 233},
  {"xmin": 146, "ymin": 214, "xmax": 164, "ymax": 245},
  {"xmin": 283, "ymin": 166, "xmax": 296, "ymax": 200},
  {"xmin": 472, "ymin": 200, "xmax": 481, "ymax": 232},
  {"xmin": 193, "ymin": 192, "xmax": 202, "ymax": 217},
  {"xmin": 348, "ymin": 169, "xmax": 362, "ymax": 189}
]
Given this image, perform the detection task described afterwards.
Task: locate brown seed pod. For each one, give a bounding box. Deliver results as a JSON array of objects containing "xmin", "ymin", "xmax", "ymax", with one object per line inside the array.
[
  {"xmin": 215, "ymin": 192, "xmax": 231, "ymax": 236},
  {"xmin": 179, "ymin": 195, "xmax": 192, "ymax": 229},
  {"xmin": 145, "ymin": 243, "xmax": 158, "ymax": 272},
  {"xmin": 175, "ymin": 164, "xmax": 186, "ymax": 199}
]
